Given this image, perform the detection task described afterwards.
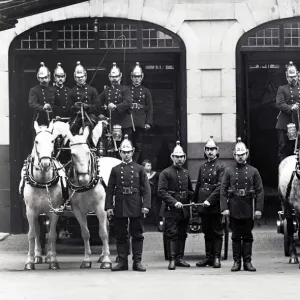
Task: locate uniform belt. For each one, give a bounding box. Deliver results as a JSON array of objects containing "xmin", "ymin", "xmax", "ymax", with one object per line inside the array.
[
  {"xmin": 168, "ymin": 190, "xmax": 189, "ymax": 198},
  {"xmin": 132, "ymin": 103, "xmax": 147, "ymax": 109},
  {"xmin": 228, "ymin": 188, "xmax": 255, "ymax": 197},
  {"xmin": 201, "ymin": 182, "xmax": 216, "ymax": 190},
  {"xmin": 117, "ymin": 187, "xmax": 140, "ymax": 194}
]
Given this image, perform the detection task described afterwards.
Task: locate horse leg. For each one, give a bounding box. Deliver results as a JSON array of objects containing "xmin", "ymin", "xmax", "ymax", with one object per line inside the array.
[
  {"xmin": 72, "ymin": 207, "xmax": 92, "ymax": 268},
  {"xmin": 25, "ymin": 210, "xmax": 36, "ymax": 270},
  {"xmin": 34, "ymin": 218, "xmax": 43, "ymax": 264},
  {"xmin": 47, "ymin": 213, "xmax": 60, "ymax": 270},
  {"xmin": 95, "ymin": 205, "xmax": 112, "ymax": 269}
]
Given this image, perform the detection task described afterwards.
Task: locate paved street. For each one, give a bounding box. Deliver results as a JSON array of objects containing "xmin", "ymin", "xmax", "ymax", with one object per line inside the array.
[{"xmin": 0, "ymin": 220, "xmax": 299, "ymax": 300}]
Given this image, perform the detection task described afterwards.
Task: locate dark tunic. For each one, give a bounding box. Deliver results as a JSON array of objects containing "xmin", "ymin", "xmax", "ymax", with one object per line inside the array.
[
  {"xmin": 158, "ymin": 165, "xmax": 194, "ymax": 219},
  {"xmin": 130, "ymin": 85, "xmax": 153, "ymax": 128},
  {"xmin": 100, "ymin": 85, "xmax": 132, "ymax": 128},
  {"xmin": 276, "ymin": 83, "xmax": 300, "ymax": 130},
  {"xmin": 220, "ymin": 163, "xmax": 264, "ymax": 219},
  {"xmin": 69, "ymin": 84, "xmax": 101, "ymax": 115},
  {"xmin": 53, "ymin": 85, "xmax": 72, "ymax": 118},
  {"xmin": 105, "ymin": 161, "xmax": 151, "ymax": 218},
  {"xmin": 193, "ymin": 158, "xmax": 225, "ymax": 214},
  {"xmin": 28, "ymin": 84, "xmax": 56, "ymax": 125}
]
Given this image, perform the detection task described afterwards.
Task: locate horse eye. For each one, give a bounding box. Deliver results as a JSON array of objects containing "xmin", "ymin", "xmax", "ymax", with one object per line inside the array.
[
  {"xmin": 35, "ymin": 141, "xmax": 38, "ymax": 144},
  {"xmin": 51, "ymin": 140, "xmax": 54, "ymax": 143}
]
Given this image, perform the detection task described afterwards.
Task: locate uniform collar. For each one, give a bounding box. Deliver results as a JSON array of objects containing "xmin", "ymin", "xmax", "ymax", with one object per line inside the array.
[
  {"xmin": 132, "ymin": 83, "xmax": 141, "ymax": 88},
  {"xmin": 236, "ymin": 162, "xmax": 247, "ymax": 168},
  {"xmin": 77, "ymin": 83, "xmax": 86, "ymax": 88},
  {"xmin": 122, "ymin": 160, "xmax": 133, "ymax": 165}
]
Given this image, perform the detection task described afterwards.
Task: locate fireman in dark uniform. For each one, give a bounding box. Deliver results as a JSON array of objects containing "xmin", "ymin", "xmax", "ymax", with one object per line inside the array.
[
  {"xmin": 105, "ymin": 135, "xmax": 151, "ymax": 272},
  {"xmin": 130, "ymin": 62, "xmax": 153, "ymax": 163},
  {"xmin": 221, "ymin": 138, "xmax": 264, "ymax": 272},
  {"xmin": 193, "ymin": 136, "xmax": 225, "ymax": 268},
  {"xmin": 100, "ymin": 62, "xmax": 132, "ymax": 143},
  {"xmin": 158, "ymin": 141, "xmax": 194, "ymax": 270},
  {"xmin": 28, "ymin": 62, "xmax": 55, "ymax": 126},
  {"xmin": 69, "ymin": 61, "xmax": 101, "ymax": 135},
  {"xmin": 276, "ymin": 61, "xmax": 300, "ymax": 162},
  {"xmin": 52, "ymin": 62, "xmax": 71, "ymax": 118}
]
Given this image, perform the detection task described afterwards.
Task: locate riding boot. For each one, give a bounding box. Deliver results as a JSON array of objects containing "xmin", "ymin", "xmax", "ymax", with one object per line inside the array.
[
  {"xmin": 175, "ymin": 240, "xmax": 190, "ymax": 267},
  {"xmin": 213, "ymin": 238, "xmax": 223, "ymax": 268},
  {"xmin": 111, "ymin": 242, "xmax": 129, "ymax": 271},
  {"xmin": 231, "ymin": 240, "xmax": 242, "ymax": 272},
  {"xmin": 196, "ymin": 238, "xmax": 213, "ymax": 267},
  {"xmin": 242, "ymin": 242, "xmax": 256, "ymax": 272},
  {"xmin": 168, "ymin": 240, "xmax": 177, "ymax": 270},
  {"xmin": 132, "ymin": 240, "xmax": 146, "ymax": 272}
]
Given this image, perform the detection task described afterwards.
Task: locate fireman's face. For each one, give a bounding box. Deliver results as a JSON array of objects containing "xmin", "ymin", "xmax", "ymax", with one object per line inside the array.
[
  {"xmin": 287, "ymin": 74, "xmax": 298, "ymax": 86},
  {"xmin": 234, "ymin": 152, "xmax": 248, "ymax": 164},
  {"xmin": 54, "ymin": 74, "xmax": 66, "ymax": 86},
  {"xmin": 132, "ymin": 75, "xmax": 143, "ymax": 86},
  {"xmin": 205, "ymin": 147, "xmax": 218, "ymax": 160},
  {"xmin": 109, "ymin": 73, "xmax": 122, "ymax": 85},
  {"xmin": 120, "ymin": 150, "xmax": 133, "ymax": 162},
  {"xmin": 172, "ymin": 155, "xmax": 186, "ymax": 167},
  {"xmin": 38, "ymin": 74, "xmax": 50, "ymax": 86},
  {"xmin": 75, "ymin": 74, "xmax": 86, "ymax": 85}
]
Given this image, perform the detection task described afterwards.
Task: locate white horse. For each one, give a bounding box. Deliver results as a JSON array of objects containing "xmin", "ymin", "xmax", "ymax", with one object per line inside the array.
[
  {"xmin": 54, "ymin": 121, "xmax": 121, "ymax": 268},
  {"xmin": 21, "ymin": 121, "xmax": 63, "ymax": 270}
]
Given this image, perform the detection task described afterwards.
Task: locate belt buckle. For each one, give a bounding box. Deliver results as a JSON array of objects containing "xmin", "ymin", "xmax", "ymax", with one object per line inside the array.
[
  {"xmin": 123, "ymin": 187, "xmax": 132, "ymax": 194},
  {"xmin": 180, "ymin": 191, "xmax": 187, "ymax": 198},
  {"xmin": 132, "ymin": 103, "xmax": 138, "ymax": 109},
  {"xmin": 238, "ymin": 189, "xmax": 246, "ymax": 196}
]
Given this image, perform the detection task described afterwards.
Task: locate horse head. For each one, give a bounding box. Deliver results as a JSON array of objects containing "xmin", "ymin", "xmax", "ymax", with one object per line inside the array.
[
  {"xmin": 32, "ymin": 120, "xmax": 55, "ymax": 171},
  {"xmin": 69, "ymin": 126, "xmax": 91, "ymax": 185}
]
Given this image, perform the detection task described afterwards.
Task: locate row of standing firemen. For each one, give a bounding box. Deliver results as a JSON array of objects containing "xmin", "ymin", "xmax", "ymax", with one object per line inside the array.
[
  {"xmin": 28, "ymin": 61, "xmax": 264, "ymax": 273},
  {"xmin": 29, "ymin": 61, "xmax": 153, "ymax": 163}
]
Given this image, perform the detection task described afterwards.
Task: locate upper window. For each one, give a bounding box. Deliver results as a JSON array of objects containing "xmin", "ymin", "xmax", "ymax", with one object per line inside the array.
[
  {"xmin": 15, "ymin": 19, "xmax": 180, "ymax": 51},
  {"xmin": 242, "ymin": 19, "xmax": 300, "ymax": 49}
]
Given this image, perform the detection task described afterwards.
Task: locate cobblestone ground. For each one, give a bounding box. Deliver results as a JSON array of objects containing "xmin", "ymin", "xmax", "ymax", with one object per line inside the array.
[{"xmin": 0, "ymin": 221, "xmax": 300, "ymax": 300}]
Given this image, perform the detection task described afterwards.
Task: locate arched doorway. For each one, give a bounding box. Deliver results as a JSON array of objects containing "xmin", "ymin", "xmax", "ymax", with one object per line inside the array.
[
  {"xmin": 236, "ymin": 18, "xmax": 300, "ymax": 192},
  {"xmin": 9, "ymin": 18, "xmax": 186, "ymax": 232}
]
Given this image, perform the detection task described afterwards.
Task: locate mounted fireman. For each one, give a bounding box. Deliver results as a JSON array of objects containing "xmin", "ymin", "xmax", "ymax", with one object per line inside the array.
[
  {"xmin": 69, "ymin": 61, "xmax": 101, "ymax": 135},
  {"xmin": 28, "ymin": 62, "xmax": 56, "ymax": 126},
  {"xmin": 105, "ymin": 135, "xmax": 151, "ymax": 272},
  {"xmin": 220, "ymin": 138, "xmax": 264, "ymax": 272},
  {"xmin": 193, "ymin": 136, "xmax": 225, "ymax": 268},
  {"xmin": 130, "ymin": 62, "xmax": 153, "ymax": 163},
  {"xmin": 99, "ymin": 62, "xmax": 132, "ymax": 147},
  {"xmin": 158, "ymin": 141, "xmax": 194, "ymax": 270},
  {"xmin": 53, "ymin": 62, "xmax": 71, "ymax": 118},
  {"xmin": 276, "ymin": 61, "xmax": 300, "ymax": 162}
]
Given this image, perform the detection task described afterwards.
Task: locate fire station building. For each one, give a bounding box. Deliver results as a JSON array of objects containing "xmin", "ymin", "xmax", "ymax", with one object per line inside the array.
[{"xmin": 0, "ymin": 0, "xmax": 298, "ymax": 232}]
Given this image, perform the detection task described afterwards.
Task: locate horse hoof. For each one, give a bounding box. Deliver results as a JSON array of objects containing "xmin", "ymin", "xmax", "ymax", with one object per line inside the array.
[
  {"xmin": 80, "ymin": 261, "xmax": 92, "ymax": 269},
  {"xmin": 24, "ymin": 263, "xmax": 35, "ymax": 270},
  {"xmin": 97, "ymin": 256, "xmax": 103, "ymax": 263},
  {"xmin": 34, "ymin": 256, "xmax": 43, "ymax": 264},
  {"xmin": 45, "ymin": 256, "xmax": 50, "ymax": 264},
  {"xmin": 289, "ymin": 257, "xmax": 299, "ymax": 264},
  {"xmin": 49, "ymin": 262, "xmax": 60, "ymax": 270},
  {"xmin": 100, "ymin": 262, "xmax": 112, "ymax": 269}
]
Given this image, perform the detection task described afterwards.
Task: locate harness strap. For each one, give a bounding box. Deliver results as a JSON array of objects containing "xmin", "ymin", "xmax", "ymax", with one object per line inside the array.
[{"xmin": 286, "ymin": 171, "xmax": 296, "ymax": 202}]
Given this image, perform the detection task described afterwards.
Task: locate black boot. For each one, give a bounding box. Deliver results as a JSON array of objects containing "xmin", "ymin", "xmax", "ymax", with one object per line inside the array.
[
  {"xmin": 196, "ymin": 238, "xmax": 213, "ymax": 267},
  {"xmin": 168, "ymin": 240, "xmax": 177, "ymax": 270},
  {"xmin": 243, "ymin": 242, "xmax": 256, "ymax": 272},
  {"xmin": 175, "ymin": 240, "xmax": 190, "ymax": 267},
  {"xmin": 231, "ymin": 240, "xmax": 242, "ymax": 272},
  {"xmin": 111, "ymin": 242, "xmax": 129, "ymax": 272},
  {"xmin": 132, "ymin": 240, "xmax": 146, "ymax": 272},
  {"xmin": 213, "ymin": 238, "xmax": 223, "ymax": 268}
]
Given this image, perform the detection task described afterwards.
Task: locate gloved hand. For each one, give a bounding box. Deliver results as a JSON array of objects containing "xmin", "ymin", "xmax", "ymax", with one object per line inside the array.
[
  {"xmin": 221, "ymin": 209, "xmax": 230, "ymax": 216},
  {"xmin": 145, "ymin": 124, "xmax": 151, "ymax": 130},
  {"xmin": 141, "ymin": 208, "xmax": 149, "ymax": 214},
  {"xmin": 254, "ymin": 210, "xmax": 262, "ymax": 219},
  {"xmin": 108, "ymin": 103, "xmax": 117, "ymax": 111},
  {"xmin": 43, "ymin": 103, "xmax": 52, "ymax": 112},
  {"xmin": 107, "ymin": 209, "xmax": 114, "ymax": 217},
  {"xmin": 292, "ymin": 103, "xmax": 300, "ymax": 111},
  {"xmin": 82, "ymin": 103, "xmax": 90, "ymax": 110},
  {"xmin": 74, "ymin": 102, "xmax": 82, "ymax": 109},
  {"xmin": 174, "ymin": 201, "xmax": 183, "ymax": 209},
  {"xmin": 203, "ymin": 200, "xmax": 210, "ymax": 207}
]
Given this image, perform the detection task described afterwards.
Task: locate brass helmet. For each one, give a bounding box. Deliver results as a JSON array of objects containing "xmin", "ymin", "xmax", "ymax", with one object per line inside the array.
[
  {"xmin": 233, "ymin": 137, "xmax": 248, "ymax": 155},
  {"xmin": 204, "ymin": 136, "xmax": 218, "ymax": 150},
  {"xmin": 74, "ymin": 61, "xmax": 87, "ymax": 77},
  {"xmin": 131, "ymin": 62, "xmax": 144, "ymax": 86},
  {"xmin": 54, "ymin": 62, "xmax": 66, "ymax": 77},
  {"xmin": 286, "ymin": 61, "xmax": 298, "ymax": 85},
  {"xmin": 109, "ymin": 62, "xmax": 121, "ymax": 77},
  {"xmin": 37, "ymin": 62, "xmax": 50, "ymax": 79},
  {"xmin": 171, "ymin": 141, "xmax": 186, "ymax": 157},
  {"xmin": 119, "ymin": 134, "xmax": 134, "ymax": 152}
]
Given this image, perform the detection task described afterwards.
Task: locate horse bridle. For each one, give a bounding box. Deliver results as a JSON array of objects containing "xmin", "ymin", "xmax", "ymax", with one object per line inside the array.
[
  {"xmin": 70, "ymin": 142, "xmax": 92, "ymax": 177},
  {"xmin": 34, "ymin": 129, "xmax": 54, "ymax": 168}
]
